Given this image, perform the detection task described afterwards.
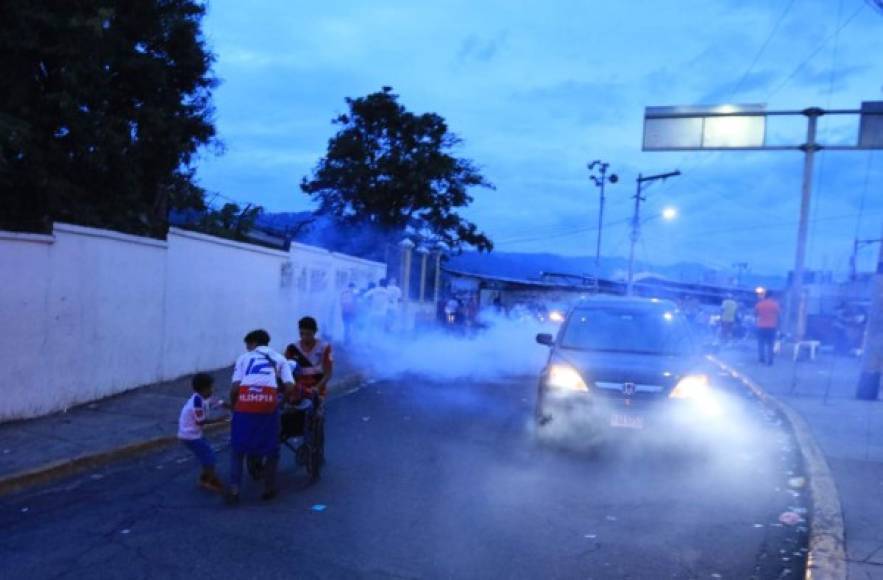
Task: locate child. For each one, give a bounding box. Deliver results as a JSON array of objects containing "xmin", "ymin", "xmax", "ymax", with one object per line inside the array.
[{"xmin": 178, "ymin": 373, "xmax": 226, "ymax": 493}]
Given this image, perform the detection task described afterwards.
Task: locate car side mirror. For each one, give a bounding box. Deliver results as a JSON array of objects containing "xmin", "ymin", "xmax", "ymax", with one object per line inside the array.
[{"xmin": 536, "ymin": 333, "xmax": 554, "ymax": 346}]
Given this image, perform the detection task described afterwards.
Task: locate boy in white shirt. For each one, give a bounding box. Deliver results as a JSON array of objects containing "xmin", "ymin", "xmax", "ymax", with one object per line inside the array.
[{"xmin": 178, "ymin": 373, "xmax": 226, "ymax": 493}]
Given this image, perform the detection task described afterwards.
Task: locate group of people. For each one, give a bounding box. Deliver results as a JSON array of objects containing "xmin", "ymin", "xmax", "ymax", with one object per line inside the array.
[
  {"xmin": 716, "ymin": 291, "xmax": 781, "ymax": 366},
  {"xmin": 176, "ymin": 316, "xmax": 333, "ymax": 504},
  {"xmin": 339, "ymin": 277, "xmax": 402, "ymax": 343}
]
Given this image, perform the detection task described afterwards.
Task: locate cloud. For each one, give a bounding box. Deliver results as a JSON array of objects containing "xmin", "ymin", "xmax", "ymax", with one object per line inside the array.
[
  {"xmin": 457, "ymin": 31, "xmax": 508, "ymax": 64},
  {"xmin": 196, "ymin": 0, "xmax": 883, "ymax": 275}
]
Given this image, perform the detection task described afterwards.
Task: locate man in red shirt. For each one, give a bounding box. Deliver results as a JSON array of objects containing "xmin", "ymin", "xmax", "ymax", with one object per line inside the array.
[{"xmin": 755, "ymin": 291, "xmax": 781, "ymax": 366}]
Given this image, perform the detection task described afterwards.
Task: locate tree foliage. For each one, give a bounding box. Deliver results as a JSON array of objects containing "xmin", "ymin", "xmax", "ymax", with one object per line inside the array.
[
  {"xmin": 0, "ymin": 0, "xmax": 217, "ymax": 236},
  {"xmin": 301, "ymin": 87, "xmax": 494, "ymax": 252}
]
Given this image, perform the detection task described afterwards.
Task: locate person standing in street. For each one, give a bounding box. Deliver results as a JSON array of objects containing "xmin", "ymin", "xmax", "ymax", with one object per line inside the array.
[
  {"xmin": 385, "ymin": 277, "xmax": 402, "ymax": 332},
  {"xmin": 755, "ymin": 291, "xmax": 781, "ymax": 366},
  {"xmin": 720, "ymin": 294, "xmax": 738, "ymax": 344},
  {"xmin": 227, "ymin": 329, "xmax": 294, "ymax": 504},
  {"xmin": 361, "ymin": 279, "xmax": 390, "ymax": 336},
  {"xmin": 340, "ymin": 283, "xmax": 358, "ymax": 344}
]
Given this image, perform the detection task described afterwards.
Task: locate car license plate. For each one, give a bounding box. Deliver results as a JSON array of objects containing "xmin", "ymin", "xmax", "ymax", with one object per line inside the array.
[{"xmin": 610, "ymin": 413, "xmax": 644, "ymax": 429}]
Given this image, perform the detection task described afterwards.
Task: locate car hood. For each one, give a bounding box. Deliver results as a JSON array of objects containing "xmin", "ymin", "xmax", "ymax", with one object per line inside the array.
[{"xmin": 550, "ymin": 348, "xmax": 710, "ymax": 396}]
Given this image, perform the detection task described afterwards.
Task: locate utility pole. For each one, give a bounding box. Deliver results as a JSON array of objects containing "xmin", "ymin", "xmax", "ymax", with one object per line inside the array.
[
  {"xmin": 626, "ymin": 170, "xmax": 680, "ymax": 296},
  {"xmin": 788, "ymin": 107, "xmax": 822, "ymax": 342},
  {"xmin": 857, "ymin": 221, "xmax": 883, "ymax": 400},
  {"xmin": 588, "ymin": 161, "xmax": 618, "ymax": 270}
]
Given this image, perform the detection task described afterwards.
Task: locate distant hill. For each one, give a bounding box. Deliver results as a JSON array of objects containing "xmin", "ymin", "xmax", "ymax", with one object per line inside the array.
[
  {"xmin": 259, "ymin": 212, "xmax": 785, "ymax": 289},
  {"xmin": 448, "ymin": 251, "xmax": 785, "ymax": 290}
]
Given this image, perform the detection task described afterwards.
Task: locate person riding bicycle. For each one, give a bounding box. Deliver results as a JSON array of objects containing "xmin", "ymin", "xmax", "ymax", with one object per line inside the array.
[{"xmin": 284, "ymin": 316, "xmax": 334, "ymax": 404}]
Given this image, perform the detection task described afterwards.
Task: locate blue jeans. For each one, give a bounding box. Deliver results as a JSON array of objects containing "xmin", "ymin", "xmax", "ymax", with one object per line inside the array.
[{"xmin": 182, "ymin": 438, "xmax": 215, "ymax": 468}]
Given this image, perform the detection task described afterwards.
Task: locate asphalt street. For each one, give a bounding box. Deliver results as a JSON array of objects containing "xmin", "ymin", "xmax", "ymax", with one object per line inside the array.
[{"xmin": 1, "ymin": 371, "xmax": 807, "ymax": 579}]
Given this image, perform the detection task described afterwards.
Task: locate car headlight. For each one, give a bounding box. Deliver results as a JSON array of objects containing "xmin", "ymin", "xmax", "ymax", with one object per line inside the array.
[
  {"xmin": 669, "ymin": 374, "xmax": 710, "ymax": 399},
  {"xmin": 549, "ymin": 310, "xmax": 565, "ymax": 323},
  {"xmin": 546, "ymin": 364, "xmax": 588, "ymax": 392}
]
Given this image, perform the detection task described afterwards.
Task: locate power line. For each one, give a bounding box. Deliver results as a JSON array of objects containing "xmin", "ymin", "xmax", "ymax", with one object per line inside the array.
[
  {"xmin": 765, "ymin": 2, "xmax": 865, "ymax": 100},
  {"xmin": 729, "ymin": 0, "xmax": 798, "ymax": 100}
]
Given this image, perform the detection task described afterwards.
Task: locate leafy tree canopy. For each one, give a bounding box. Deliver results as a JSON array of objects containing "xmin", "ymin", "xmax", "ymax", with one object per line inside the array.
[
  {"xmin": 0, "ymin": 0, "xmax": 217, "ymax": 237},
  {"xmin": 301, "ymin": 87, "xmax": 494, "ymax": 253}
]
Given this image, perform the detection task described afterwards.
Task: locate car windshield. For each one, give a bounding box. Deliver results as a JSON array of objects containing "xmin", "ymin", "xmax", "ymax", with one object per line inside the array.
[{"xmin": 560, "ymin": 306, "xmax": 696, "ymax": 355}]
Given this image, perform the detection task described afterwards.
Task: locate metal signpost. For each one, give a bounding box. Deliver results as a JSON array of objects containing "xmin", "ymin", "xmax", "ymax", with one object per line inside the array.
[
  {"xmin": 643, "ymin": 101, "xmax": 883, "ymax": 399},
  {"xmin": 642, "ymin": 102, "xmax": 883, "ymax": 342}
]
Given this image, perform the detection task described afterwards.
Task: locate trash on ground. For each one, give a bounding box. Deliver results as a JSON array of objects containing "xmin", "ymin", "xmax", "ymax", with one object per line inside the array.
[
  {"xmin": 362, "ymin": 417, "xmax": 370, "ymax": 422},
  {"xmin": 20, "ymin": 507, "xmax": 29, "ymax": 513},
  {"xmin": 605, "ymin": 515, "xmax": 617, "ymax": 521},
  {"xmin": 584, "ymin": 534, "xmax": 597, "ymax": 539},
  {"xmin": 788, "ymin": 506, "xmax": 807, "ymax": 515},
  {"xmin": 311, "ymin": 504, "xmax": 327, "ymax": 512},
  {"xmin": 753, "ymin": 524, "xmax": 764, "ymax": 528},
  {"xmin": 788, "ymin": 476, "xmax": 806, "ymax": 489},
  {"xmin": 778, "ymin": 512, "xmax": 804, "ymax": 526},
  {"xmin": 121, "ymin": 529, "xmax": 131, "ymax": 534},
  {"xmin": 2, "ymin": 449, "xmax": 10, "ymax": 454}
]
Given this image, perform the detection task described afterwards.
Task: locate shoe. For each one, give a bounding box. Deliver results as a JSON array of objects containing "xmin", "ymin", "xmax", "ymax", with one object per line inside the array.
[
  {"xmin": 261, "ymin": 489, "xmax": 278, "ymax": 501},
  {"xmin": 200, "ymin": 480, "xmax": 224, "ymax": 494}
]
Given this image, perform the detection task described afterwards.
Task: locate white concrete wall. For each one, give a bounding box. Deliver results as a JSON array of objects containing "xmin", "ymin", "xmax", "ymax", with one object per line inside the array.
[{"xmin": 0, "ymin": 223, "xmax": 385, "ymax": 421}]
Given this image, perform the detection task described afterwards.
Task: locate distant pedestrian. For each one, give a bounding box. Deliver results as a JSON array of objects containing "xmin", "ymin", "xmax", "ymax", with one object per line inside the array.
[
  {"xmin": 385, "ymin": 277, "xmax": 402, "ymax": 332},
  {"xmin": 361, "ymin": 279, "xmax": 390, "ymax": 335},
  {"xmin": 178, "ymin": 373, "xmax": 226, "ymax": 493},
  {"xmin": 340, "ymin": 283, "xmax": 358, "ymax": 344},
  {"xmin": 227, "ymin": 329, "xmax": 294, "ymax": 504},
  {"xmin": 444, "ymin": 296, "xmax": 459, "ymax": 325},
  {"xmin": 755, "ymin": 291, "xmax": 781, "ymax": 366},
  {"xmin": 720, "ymin": 294, "xmax": 738, "ymax": 343}
]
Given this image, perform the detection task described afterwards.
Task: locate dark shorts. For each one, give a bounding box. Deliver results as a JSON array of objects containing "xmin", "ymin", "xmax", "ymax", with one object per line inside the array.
[
  {"xmin": 182, "ymin": 437, "xmax": 215, "ymax": 468},
  {"xmin": 230, "ymin": 410, "xmax": 280, "ymax": 456}
]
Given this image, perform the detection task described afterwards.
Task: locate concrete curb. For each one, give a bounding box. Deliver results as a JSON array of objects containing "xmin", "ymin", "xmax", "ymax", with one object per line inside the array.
[
  {"xmin": 710, "ymin": 356, "xmax": 846, "ymax": 580},
  {"xmin": 0, "ymin": 372, "xmax": 367, "ymax": 497}
]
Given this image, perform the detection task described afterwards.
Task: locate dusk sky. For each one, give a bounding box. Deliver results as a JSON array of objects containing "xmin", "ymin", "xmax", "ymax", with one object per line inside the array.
[{"xmin": 196, "ymin": 0, "xmax": 883, "ymax": 276}]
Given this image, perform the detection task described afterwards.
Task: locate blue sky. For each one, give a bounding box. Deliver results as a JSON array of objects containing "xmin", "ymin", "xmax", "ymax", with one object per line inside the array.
[{"xmin": 196, "ymin": 0, "xmax": 883, "ymax": 276}]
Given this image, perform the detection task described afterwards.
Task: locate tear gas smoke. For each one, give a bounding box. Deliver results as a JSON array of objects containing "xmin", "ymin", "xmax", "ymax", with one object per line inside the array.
[{"xmin": 352, "ymin": 311, "xmax": 551, "ymax": 382}]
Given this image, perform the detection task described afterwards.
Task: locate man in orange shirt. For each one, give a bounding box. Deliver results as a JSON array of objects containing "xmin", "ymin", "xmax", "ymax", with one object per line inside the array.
[{"xmin": 755, "ymin": 291, "xmax": 781, "ymax": 366}]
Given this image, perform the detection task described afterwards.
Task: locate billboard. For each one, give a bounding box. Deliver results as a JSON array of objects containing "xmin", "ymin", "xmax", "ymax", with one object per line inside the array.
[{"xmin": 643, "ymin": 104, "xmax": 767, "ymax": 151}]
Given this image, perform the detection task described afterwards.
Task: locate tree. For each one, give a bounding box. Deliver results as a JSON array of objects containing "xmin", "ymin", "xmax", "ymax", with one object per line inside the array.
[
  {"xmin": 0, "ymin": 0, "xmax": 217, "ymax": 237},
  {"xmin": 301, "ymin": 87, "xmax": 494, "ymax": 253}
]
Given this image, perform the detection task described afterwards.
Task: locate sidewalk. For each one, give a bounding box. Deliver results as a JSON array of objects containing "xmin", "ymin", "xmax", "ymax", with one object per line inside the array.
[
  {"xmin": 0, "ymin": 346, "xmax": 365, "ymax": 490},
  {"xmin": 718, "ymin": 344, "xmax": 883, "ymax": 580}
]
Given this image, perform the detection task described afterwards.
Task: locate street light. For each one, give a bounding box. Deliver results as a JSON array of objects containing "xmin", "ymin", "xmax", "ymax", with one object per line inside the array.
[
  {"xmin": 661, "ymin": 207, "xmax": 678, "ymax": 221},
  {"xmin": 588, "ymin": 160, "xmax": 618, "ymax": 270}
]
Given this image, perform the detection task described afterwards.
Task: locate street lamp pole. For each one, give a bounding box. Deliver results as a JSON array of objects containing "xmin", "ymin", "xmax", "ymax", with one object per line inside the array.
[
  {"xmin": 788, "ymin": 108, "xmax": 822, "ymax": 341},
  {"xmin": 626, "ymin": 170, "xmax": 680, "ymax": 296},
  {"xmin": 588, "ymin": 161, "xmax": 618, "ymax": 269}
]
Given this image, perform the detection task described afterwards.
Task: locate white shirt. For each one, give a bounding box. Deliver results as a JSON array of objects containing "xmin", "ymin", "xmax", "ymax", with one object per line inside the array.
[
  {"xmin": 232, "ymin": 346, "xmax": 294, "ymax": 388},
  {"xmin": 178, "ymin": 393, "xmax": 207, "ymax": 440},
  {"xmin": 386, "ymin": 285, "xmax": 402, "ymax": 311},
  {"xmin": 363, "ymin": 286, "xmax": 390, "ymax": 315}
]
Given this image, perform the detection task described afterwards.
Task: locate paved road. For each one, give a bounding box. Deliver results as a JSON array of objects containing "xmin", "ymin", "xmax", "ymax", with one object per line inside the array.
[{"xmin": 1, "ymin": 372, "xmax": 807, "ymax": 579}]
